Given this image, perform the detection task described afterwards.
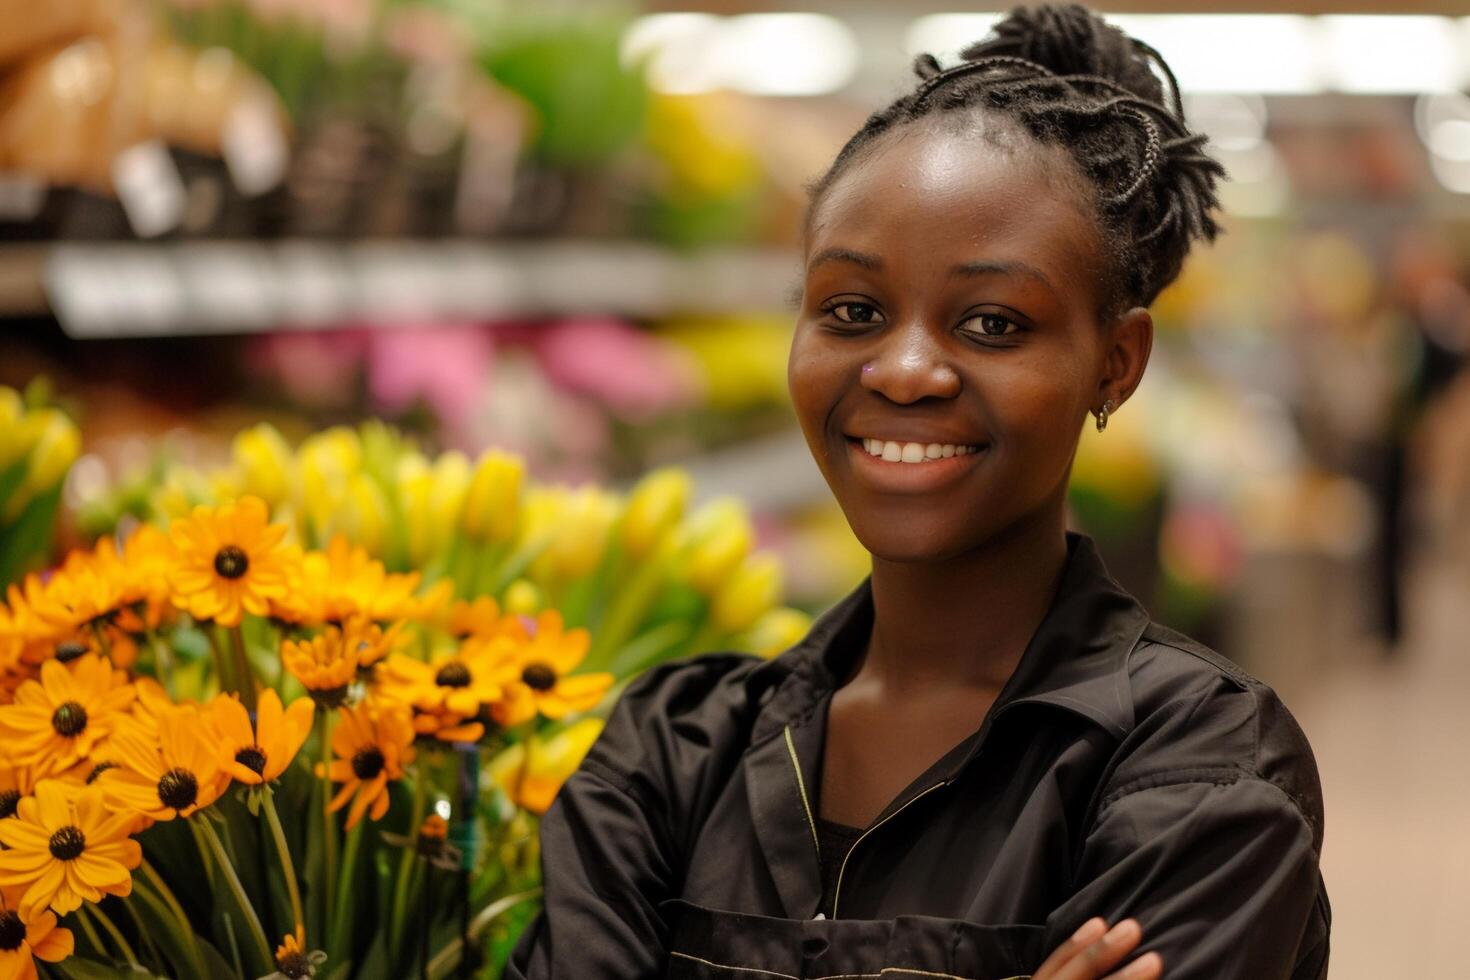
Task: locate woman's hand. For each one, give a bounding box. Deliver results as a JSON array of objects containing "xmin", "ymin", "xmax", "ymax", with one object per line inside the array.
[{"xmin": 1033, "ymin": 918, "xmax": 1163, "ymax": 980}]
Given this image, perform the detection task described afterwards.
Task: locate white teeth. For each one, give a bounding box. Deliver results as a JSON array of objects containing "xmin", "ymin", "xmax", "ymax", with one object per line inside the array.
[{"xmin": 857, "ymin": 439, "xmax": 980, "ymax": 463}]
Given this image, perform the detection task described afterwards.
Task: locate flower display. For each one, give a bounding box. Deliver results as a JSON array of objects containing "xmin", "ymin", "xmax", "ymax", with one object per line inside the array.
[{"xmin": 0, "ymin": 415, "xmax": 812, "ymax": 978}]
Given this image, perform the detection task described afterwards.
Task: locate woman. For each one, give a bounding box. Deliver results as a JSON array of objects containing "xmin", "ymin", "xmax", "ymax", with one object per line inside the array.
[{"xmin": 508, "ymin": 5, "xmax": 1329, "ymax": 978}]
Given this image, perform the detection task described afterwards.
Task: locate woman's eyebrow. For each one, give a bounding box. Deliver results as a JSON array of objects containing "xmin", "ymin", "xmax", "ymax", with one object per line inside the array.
[
  {"xmin": 950, "ymin": 259, "xmax": 1055, "ymax": 292},
  {"xmin": 807, "ymin": 248, "xmax": 1055, "ymax": 293}
]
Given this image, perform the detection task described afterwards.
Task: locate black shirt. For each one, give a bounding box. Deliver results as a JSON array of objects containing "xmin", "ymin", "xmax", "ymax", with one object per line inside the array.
[{"xmin": 507, "ymin": 531, "xmax": 1330, "ymax": 979}]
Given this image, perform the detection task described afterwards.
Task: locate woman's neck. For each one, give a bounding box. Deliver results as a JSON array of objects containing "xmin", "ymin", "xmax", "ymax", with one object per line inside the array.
[{"xmin": 863, "ymin": 507, "xmax": 1069, "ymax": 696}]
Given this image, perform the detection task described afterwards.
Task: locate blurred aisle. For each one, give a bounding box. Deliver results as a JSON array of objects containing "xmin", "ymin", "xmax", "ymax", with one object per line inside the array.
[{"xmin": 1292, "ymin": 541, "xmax": 1470, "ymax": 977}]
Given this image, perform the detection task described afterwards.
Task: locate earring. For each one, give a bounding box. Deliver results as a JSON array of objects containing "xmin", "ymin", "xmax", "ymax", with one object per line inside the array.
[{"xmin": 1095, "ymin": 398, "xmax": 1115, "ymax": 432}]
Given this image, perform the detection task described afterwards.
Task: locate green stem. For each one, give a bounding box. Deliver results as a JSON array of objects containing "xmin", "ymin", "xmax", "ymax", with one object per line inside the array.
[
  {"xmin": 424, "ymin": 888, "xmax": 543, "ymax": 980},
  {"xmin": 72, "ymin": 904, "xmax": 105, "ymax": 956},
  {"xmin": 84, "ymin": 903, "xmax": 141, "ymax": 970},
  {"xmin": 328, "ymin": 819, "xmax": 362, "ymax": 959},
  {"xmin": 390, "ymin": 763, "xmax": 429, "ymax": 961},
  {"xmin": 144, "ymin": 627, "xmax": 175, "ymax": 697},
  {"xmin": 231, "ymin": 623, "xmax": 257, "ymax": 712},
  {"xmin": 212, "ymin": 624, "xmax": 236, "ymax": 697},
  {"xmin": 262, "ymin": 786, "xmax": 306, "ymax": 933},
  {"xmin": 318, "ymin": 711, "xmax": 338, "ymax": 931},
  {"xmin": 140, "ymin": 859, "xmax": 207, "ymax": 977},
  {"xmin": 193, "ymin": 816, "xmax": 274, "ymax": 973}
]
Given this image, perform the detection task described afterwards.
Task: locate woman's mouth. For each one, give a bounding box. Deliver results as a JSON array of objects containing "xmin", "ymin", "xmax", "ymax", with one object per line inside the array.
[
  {"xmin": 842, "ymin": 435, "xmax": 988, "ymax": 492},
  {"xmin": 854, "ymin": 437, "xmax": 982, "ymax": 463}
]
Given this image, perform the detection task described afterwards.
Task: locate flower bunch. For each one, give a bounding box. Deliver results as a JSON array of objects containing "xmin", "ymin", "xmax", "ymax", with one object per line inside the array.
[{"xmin": 3, "ymin": 420, "xmax": 813, "ymax": 976}]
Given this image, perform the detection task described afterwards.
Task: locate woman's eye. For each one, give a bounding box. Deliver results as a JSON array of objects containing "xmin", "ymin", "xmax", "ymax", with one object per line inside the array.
[
  {"xmin": 825, "ymin": 302, "xmax": 883, "ymax": 325},
  {"xmin": 965, "ymin": 313, "xmax": 1020, "ymax": 337}
]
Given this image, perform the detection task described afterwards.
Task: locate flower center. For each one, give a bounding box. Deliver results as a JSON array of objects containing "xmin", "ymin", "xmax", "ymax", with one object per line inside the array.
[
  {"xmin": 434, "ymin": 662, "xmax": 472, "ymax": 688},
  {"xmin": 307, "ymin": 685, "xmax": 350, "ymax": 710},
  {"xmin": 0, "ymin": 910, "xmax": 24, "ymax": 952},
  {"xmin": 235, "ymin": 746, "xmax": 268, "ymax": 777},
  {"xmin": 86, "ymin": 761, "xmax": 117, "ymax": 784},
  {"xmin": 277, "ymin": 949, "xmax": 313, "ymax": 979},
  {"xmin": 51, "ymin": 701, "xmax": 88, "ymax": 737},
  {"xmin": 158, "ymin": 768, "xmax": 199, "ymax": 811},
  {"xmin": 48, "ymin": 825, "xmax": 86, "ymax": 861},
  {"xmin": 55, "ymin": 641, "xmax": 88, "ymax": 663},
  {"xmin": 520, "ymin": 662, "xmax": 557, "ymax": 692},
  {"xmin": 351, "ymin": 748, "xmax": 386, "ymax": 781},
  {"xmin": 0, "ymin": 789, "xmax": 20, "ymax": 819},
  {"xmin": 214, "ymin": 545, "xmax": 250, "ymax": 580}
]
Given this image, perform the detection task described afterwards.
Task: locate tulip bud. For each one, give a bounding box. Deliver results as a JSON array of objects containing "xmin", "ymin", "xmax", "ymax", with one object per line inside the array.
[
  {"xmin": 0, "ymin": 386, "xmax": 23, "ymax": 469},
  {"xmin": 462, "ymin": 449, "xmax": 524, "ymax": 543},
  {"xmin": 231, "ymin": 422, "xmax": 294, "ymax": 507},
  {"xmin": 299, "ymin": 426, "xmax": 363, "ymax": 533},
  {"xmin": 546, "ymin": 486, "xmax": 619, "ymax": 581},
  {"xmin": 503, "ymin": 578, "xmax": 541, "ymax": 615},
  {"xmin": 621, "ymin": 467, "xmax": 691, "ymax": 559},
  {"xmin": 711, "ymin": 552, "xmax": 783, "ymax": 634},
  {"xmin": 682, "ymin": 498, "xmax": 753, "ymax": 596},
  {"xmin": 739, "ymin": 606, "xmax": 812, "ymax": 658}
]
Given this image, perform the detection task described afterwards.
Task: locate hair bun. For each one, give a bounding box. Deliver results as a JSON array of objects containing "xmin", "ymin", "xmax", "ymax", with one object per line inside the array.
[{"xmin": 959, "ymin": 3, "xmax": 1167, "ymax": 110}]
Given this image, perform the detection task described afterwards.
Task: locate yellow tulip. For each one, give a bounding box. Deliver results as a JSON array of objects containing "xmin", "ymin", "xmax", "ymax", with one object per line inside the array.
[
  {"xmin": 711, "ymin": 553, "xmax": 782, "ymax": 634},
  {"xmin": 2, "ymin": 408, "xmax": 79, "ymax": 521},
  {"xmin": 327, "ymin": 473, "xmax": 390, "ymax": 557},
  {"xmin": 554, "ymin": 487, "xmax": 620, "ymax": 581},
  {"xmin": 231, "ymin": 422, "xmax": 294, "ymax": 507},
  {"xmin": 738, "ymin": 606, "xmax": 813, "ymax": 658},
  {"xmin": 682, "ymin": 497, "xmax": 753, "ymax": 596},
  {"xmin": 489, "ymin": 718, "xmax": 605, "ymax": 815},
  {"xmin": 428, "ymin": 450, "xmax": 471, "ymax": 552},
  {"xmin": 621, "ymin": 467, "xmax": 691, "ymax": 559},
  {"xmin": 397, "ymin": 469, "xmax": 436, "ymax": 568},
  {"xmin": 0, "ymin": 386, "xmax": 23, "ymax": 469},
  {"xmin": 503, "ymin": 579, "xmax": 541, "ymax": 615},
  {"xmin": 299, "ymin": 426, "xmax": 363, "ymax": 533},
  {"xmin": 461, "ymin": 449, "xmax": 525, "ymax": 543}
]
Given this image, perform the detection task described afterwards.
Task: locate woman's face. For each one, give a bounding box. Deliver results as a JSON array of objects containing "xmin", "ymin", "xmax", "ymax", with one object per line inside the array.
[{"xmin": 789, "ymin": 120, "xmax": 1149, "ymax": 563}]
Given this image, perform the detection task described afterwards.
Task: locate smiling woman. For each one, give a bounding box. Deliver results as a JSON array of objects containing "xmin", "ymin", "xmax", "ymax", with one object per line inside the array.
[{"xmin": 508, "ymin": 5, "xmax": 1328, "ymax": 980}]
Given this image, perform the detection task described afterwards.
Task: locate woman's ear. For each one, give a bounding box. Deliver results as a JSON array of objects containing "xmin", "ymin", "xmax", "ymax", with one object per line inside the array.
[{"xmin": 1098, "ymin": 306, "xmax": 1153, "ymax": 410}]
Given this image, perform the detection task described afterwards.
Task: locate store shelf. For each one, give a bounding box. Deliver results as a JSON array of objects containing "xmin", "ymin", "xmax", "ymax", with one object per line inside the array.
[{"xmin": 1, "ymin": 240, "xmax": 802, "ymax": 338}]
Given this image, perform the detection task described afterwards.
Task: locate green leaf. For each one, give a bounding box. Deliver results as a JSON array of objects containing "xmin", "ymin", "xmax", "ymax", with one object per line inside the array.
[{"xmin": 53, "ymin": 957, "xmax": 159, "ymax": 979}]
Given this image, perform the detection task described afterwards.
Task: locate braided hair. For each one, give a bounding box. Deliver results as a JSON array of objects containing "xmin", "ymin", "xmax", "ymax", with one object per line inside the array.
[{"xmin": 802, "ymin": 3, "xmax": 1228, "ymax": 323}]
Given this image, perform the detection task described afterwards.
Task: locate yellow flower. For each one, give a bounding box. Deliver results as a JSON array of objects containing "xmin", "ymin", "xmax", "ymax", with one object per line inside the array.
[
  {"xmin": 272, "ymin": 537, "xmax": 425, "ymax": 626},
  {"xmin": 682, "ymin": 498, "xmax": 753, "ymax": 596},
  {"xmin": 527, "ymin": 486, "xmax": 620, "ymax": 584},
  {"xmin": 326, "ymin": 703, "xmax": 415, "ymax": 830},
  {"xmin": 502, "ymin": 579, "xmax": 541, "ymax": 615},
  {"xmin": 266, "ymin": 924, "xmax": 326, "ymax": 980},
  {"xmin": 489, "ymin": 718, "xmax": 604, "ymax": 814},
  {"xmin": 3, "ymin": 408, "xmax": 80, "ymax": 522},
  {"xmin": 0, "ymin": 886, "xmax": 74, "ymax": 980},
  {"xmin": 99, "ymin": 704, "xmax": 228, "ymax": 821},
  {"xmin": 0, "ymin": 765, "xmax": 39, "ymax": 821},
  {"xmin": 0, "ymin": 654, "xmax": 136, "ymax": 775},
  {"xmin": 739, "ymin": 607, "xmax": 813, "ymax": 658},
  {"xmin": 461, "ymin": 449, "xmax": 524, "ymax": 542},
  {"xmin": 711, "ymin": 553, "xmax": 783, "ymax": 634},
  {"xmin": 208, "ymin": 689, "xmax": 314, "ymax": 785},
  {"xmin": 490, "ymin": 611, "xmax": 612, "ymax": 727},
  {"xmin": 168, "ymin": 496, "xmax": 299, "ymax": 627},
  {"xmin": 379, "ymin": 639, "xmax": 511, "ymax": 743},
  {"xmin": 621, "ymin": 467, "xmax": 691, "ymax": 558},
  {"xmin": 0, "ymin": 781, "xmax": 140, "ymax": 919},
  {"xmin": 443, "ymin": 596, "xmax": 528, "ymax": 643},
  {"xmin": 281, "ymin": 623, "xmax": 363, "ymax": 708},
  {"xmin": 232, "ymin": 423, "xmax": 295, "ymax": 507}
]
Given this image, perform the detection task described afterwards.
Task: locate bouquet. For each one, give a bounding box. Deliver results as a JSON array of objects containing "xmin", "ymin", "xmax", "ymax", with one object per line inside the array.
[{"xmin": 0, "ymin": 419, "xmax": 812, "ymax": 979}]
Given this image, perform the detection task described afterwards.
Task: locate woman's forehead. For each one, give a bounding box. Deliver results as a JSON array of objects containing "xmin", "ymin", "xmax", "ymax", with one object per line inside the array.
[{"xmin": 806, "ymin": 125, "xmax": 1098, "ymax": 268}]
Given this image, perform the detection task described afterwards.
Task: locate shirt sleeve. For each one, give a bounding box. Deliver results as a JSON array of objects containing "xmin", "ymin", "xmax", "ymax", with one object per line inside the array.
[
  {"xmin": 1047, "ymin": 773, "xmax": 1324, "ymax": 980},
  {"xmin": 503, "ymin": 652, "xmax": 764, "ymax": 979}
]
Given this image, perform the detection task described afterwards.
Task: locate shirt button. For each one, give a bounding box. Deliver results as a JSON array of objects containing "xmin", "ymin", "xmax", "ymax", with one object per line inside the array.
[{"xmin": 812, "ymin": 912, "xmax": 826, "ymax": 920}]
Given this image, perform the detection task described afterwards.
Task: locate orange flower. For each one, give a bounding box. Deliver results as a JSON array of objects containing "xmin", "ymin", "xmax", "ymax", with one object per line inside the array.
[
  {"xmin": 490, "ymin": 611, "xmax": 613, "ymax": 727},
  {"xmin": 282, "ymin": 622, "xmax": 367, "ymax": 709},
  {"xmin": 271, "ymin": 536, "xmax": 433, "ymax": 626},
  {"xmin": 265, "ymin": 924, "xmax": 326, "ymax": 979},
  {"xmin": 99, "ymin": 704, "xmax": 228, "ymax": 821},
  {"xmin": 489, "ymin": 719, "xmax": 605, "ymax": 815},
  {"xmin": 0, "ymin": 885, "xmax": 73, "ymax": 980},
  {"xmin": 0, "ymin": 764, "xmax": 39, "ymax": 820},
  {"xmin": 208, "ymin": 689, "xmax": 314, "ymax": 785},
  {"xmin": 168, "ymin": 496, "xmax": 299, "ymax": 627},
  {"xmin": 0, "ymin": 654, "xmax": 135, "ymax": 775},
  {"xmin": 325, "ymin": 704, "xmax": 414, "ymax": 830},
  {"xmin": 379, "ymin": 640, "xmax": 509, "ymax": 742},
  {"xmin": 0, "ymin": 781, "xmax": 140, "ymax": 919}
]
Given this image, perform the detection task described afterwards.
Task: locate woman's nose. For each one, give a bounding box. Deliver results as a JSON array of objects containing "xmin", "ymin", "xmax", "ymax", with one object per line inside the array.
[{"xmin": 860, "ymin": 324, "xmax": 962, "ymax": 403}]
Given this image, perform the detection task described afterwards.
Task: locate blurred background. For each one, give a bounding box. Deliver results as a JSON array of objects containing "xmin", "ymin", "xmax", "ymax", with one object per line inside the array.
[{"xmin": 1, "ymin": 0, "xmax": 1466, "ymax": 972}]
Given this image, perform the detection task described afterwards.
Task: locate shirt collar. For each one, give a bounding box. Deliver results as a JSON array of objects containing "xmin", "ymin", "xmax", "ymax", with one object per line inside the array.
[{"xmin": 748, "ymin": 530, "xmax": 1149, "ymax": 746}]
